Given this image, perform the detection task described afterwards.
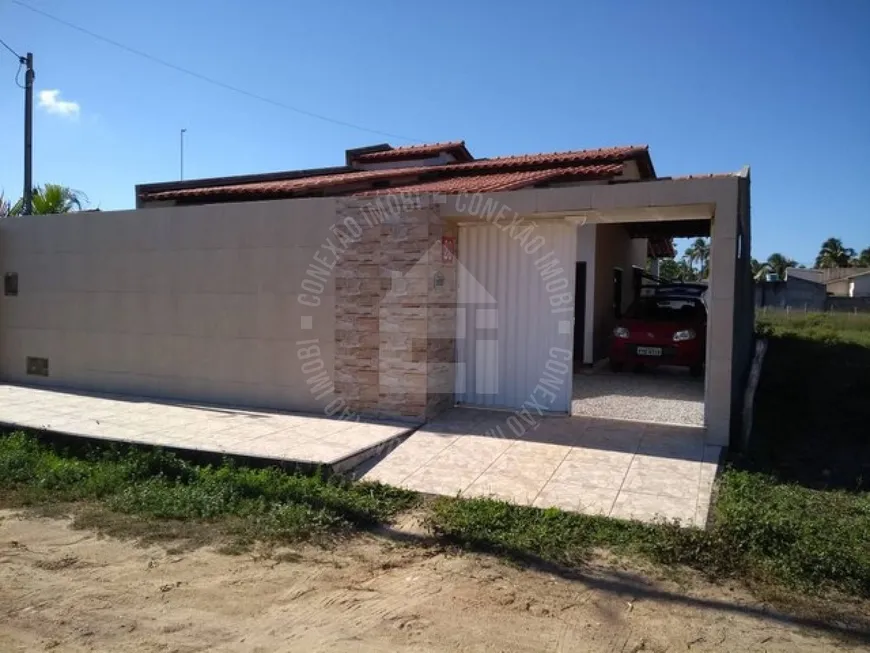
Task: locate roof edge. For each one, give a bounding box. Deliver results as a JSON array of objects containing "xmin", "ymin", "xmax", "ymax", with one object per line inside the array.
[
  {"xmin": 344, "ymin": 143, "xmax": 393, "ymax": 166},
  {"xmin": 136, "ymin": 164, "xmax": 353, "ymax": 197}
]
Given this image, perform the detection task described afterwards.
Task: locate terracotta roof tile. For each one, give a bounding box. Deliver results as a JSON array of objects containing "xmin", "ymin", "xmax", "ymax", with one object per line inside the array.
[
  {"xmin": 463, "ymin": 145, "xmax": 647, "ymax": 170},
  {"xmin": 648, "ymin": 239, "xmax": 676, "ymax": 258},
  {"xmin": 354, "ymin": 164, "xmax": 623, "ymax": 196},
  {"xmin": 352, "ymin": 141, "xmax": 471, "ymax": 163},
  {"xmin": 145, "ymin": 166, "xmax": 428, "ymax": 201},
  {"xmin": 140, "ymin": 143, "xmax": 649, "ymax": 202},
  {"xmin": 147, "ymin": 161, "xmax": 624, "ymax": 201}
]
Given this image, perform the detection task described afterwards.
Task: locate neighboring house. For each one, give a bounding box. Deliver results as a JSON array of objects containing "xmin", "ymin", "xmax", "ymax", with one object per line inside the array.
[
  {"xmin": 755, "ymin": 277, "xmax": 826, "ymax": 311},
  {"xmin": 785, "ymin": 266, "xmax": 870, "ymax": 296},
  {"xmin": 0, "ymin": 140, "xmax": 752, "ymax": 446},
  {"xmin": 756, "ymin": 267, "xmax": 870, "ymax": 309},
  {"xmin": 824, "ymin": 269, "xmax": 870, "ymax": 297},
  {"xmin": 756, "ymin": 268, "xmax": 827, "ymax": 310},
  {"xmin": 783, "ymin": 267, "xmax": 823, "ymax": 284}
]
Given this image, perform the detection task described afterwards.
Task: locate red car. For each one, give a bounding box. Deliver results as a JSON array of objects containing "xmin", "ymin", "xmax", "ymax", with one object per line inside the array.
[{"xmin": 609, "ymin": 294, "xmax": 707, "ymax": 376}]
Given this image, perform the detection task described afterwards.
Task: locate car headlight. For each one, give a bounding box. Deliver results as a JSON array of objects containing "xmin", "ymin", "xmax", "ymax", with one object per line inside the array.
[
  {"xmin": 673, "ymin": 329, "xmax": 696, "ymax": 342},
  {"xmin": 613, "ymin": 327, "xmax": 630, "ymax": 339}
]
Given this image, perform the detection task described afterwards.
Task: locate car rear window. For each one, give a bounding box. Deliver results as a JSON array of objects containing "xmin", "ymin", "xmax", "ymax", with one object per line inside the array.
[{"xmin": 625, "ymin": 297, "xmax": 705, "ymax": 321}]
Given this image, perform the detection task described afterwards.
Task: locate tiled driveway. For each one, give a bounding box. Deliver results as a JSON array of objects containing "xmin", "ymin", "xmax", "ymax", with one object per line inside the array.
[
  {"xmin": 362, "ymin": 408, "xmax": 721, "ymax": 527},
  {"xmin": 0, "ymin": 384, "xmax": 413, "ymax": 472}
]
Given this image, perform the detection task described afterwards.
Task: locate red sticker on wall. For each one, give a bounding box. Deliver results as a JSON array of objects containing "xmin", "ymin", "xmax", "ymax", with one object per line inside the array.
[{"xmin": 442, "ymin": 236, "xmax": 456, "ymax": 263}]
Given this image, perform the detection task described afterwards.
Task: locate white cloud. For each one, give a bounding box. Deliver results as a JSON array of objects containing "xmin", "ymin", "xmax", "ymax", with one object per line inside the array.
[{"xmin": 37, "ymin": 89, "xmax": 80, "ymax": 118}]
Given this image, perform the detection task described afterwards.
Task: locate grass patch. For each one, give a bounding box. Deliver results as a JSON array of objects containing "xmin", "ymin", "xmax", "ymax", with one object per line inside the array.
[
  {"xmin": 427, "ymin": 471, "xmax": 870, "ymax": 597},
  {"xmin": 425, "ymin": 496, "xmax": 649, "ymax": 567},
  {"xmin": 757, "ymin": 309, "xmax": 870, "ymax": 347},
  {"xmin": 0, "ymin": 432, "xmax": 418, "ymax": 546},
  {"xmin": 711, "ymin": 471, "xmax": 870, "ymax": 595}
]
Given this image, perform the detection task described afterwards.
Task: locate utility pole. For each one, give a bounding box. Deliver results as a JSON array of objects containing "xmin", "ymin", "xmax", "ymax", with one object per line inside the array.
[
  {"xmin": 23, "ymin": 52, "xmax": 34, "ymax": 215},
  {"xmin": 180, "ymin": 128, "xmax": 186, "ymax": 180}
]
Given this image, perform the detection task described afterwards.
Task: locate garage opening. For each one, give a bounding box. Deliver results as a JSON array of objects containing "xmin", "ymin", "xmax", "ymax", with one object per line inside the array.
[{"xmin": 571, "ymin": 217, "xmax": 712, "ymax": 428}]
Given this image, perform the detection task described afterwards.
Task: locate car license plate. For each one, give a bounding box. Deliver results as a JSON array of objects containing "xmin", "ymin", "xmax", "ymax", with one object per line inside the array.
[{"xmin": 637, "ymin": 346, "xmax": 662, "ymax": 356}]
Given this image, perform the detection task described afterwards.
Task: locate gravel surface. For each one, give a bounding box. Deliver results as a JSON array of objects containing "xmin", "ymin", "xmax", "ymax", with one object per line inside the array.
[{"xmin": 572, "ymin": 366, "xmax": 705, "ymax": 426}]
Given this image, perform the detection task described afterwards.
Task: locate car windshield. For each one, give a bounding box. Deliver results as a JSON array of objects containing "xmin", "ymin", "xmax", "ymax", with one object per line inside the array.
[{"xmin": 624, "ymin": 297, "xmax": 705, "ymax": 321}]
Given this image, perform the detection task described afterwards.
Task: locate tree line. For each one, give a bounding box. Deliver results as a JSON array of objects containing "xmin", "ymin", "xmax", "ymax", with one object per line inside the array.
[{"xmin": 656, "ymin": 237, "xmax": 870, "ymax": 282}]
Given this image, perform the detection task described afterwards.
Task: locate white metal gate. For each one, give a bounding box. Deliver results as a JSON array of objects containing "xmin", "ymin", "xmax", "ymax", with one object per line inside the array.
[{"xmin": 455, "ymin": 221, "xmax": 577, "ymax": 412}]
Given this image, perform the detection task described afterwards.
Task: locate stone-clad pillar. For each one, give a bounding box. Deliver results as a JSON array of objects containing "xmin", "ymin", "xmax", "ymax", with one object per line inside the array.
[{"xmin": 333, "ymin": 199, "xmax": 457, "ymax": 422}]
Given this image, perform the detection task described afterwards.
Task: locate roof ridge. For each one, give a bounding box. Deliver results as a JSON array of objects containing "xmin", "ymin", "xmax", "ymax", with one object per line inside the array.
[
  {"xmin": 389, "ymin": 140, "xmax": 466, "ymax": 151},
  {"xmin": 474, "ymin": 144, "xmax": 648, "ymax": 162}
]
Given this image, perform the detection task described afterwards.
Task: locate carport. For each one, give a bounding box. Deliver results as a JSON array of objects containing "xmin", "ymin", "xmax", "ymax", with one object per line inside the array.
[
  {"xmin": 439, "ymin": 170, "xmax": 753, "ymax": 448},
  {"xmin": 568, "ymin": 209, "xmax": 712, "ymax": 429}
]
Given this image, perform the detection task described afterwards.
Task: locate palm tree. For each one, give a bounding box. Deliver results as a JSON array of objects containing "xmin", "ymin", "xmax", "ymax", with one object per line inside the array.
[
  {"xmin": 678, "ymin": 258, "xmax": 698, "ymax": 281},
  {"xmin": 659, "ymin": 258, "xmax": 683, "ymax": 281},
  {"xmin": 814, "ymin": 238, "xmax": 855, "ymax": 269},
  {"xmin": 766, "ymin": 253, "xmax": 797, "ymax": 279},
  {"xmin": 683, "ymin": 238, "xmax": 710, "ymax": 279},
  {"xmin": 0, "ymin": 192, "xmax": 10, "ymax": 218},
  {"xmin": 854, "ymin": 247, "xmax": 870, "ymax": 267},
  {"xmin": 9, "ymin": 184, "xmax": 87, "ymax": 215},
  {"xmin": 750, "ymin": 258, "xmax": 770, "ymax": 280}
]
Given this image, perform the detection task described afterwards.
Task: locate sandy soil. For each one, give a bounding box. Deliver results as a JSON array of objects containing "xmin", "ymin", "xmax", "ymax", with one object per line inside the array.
[{"xmin": 1, "ymin": 509, "xmax": 866, "ymax": 653}]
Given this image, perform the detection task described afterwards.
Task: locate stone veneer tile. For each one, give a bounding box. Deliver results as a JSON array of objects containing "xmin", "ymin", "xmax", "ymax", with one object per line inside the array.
[{"xmin": 333, "ymin": 204, "xmax": 457, "ymax": 422}]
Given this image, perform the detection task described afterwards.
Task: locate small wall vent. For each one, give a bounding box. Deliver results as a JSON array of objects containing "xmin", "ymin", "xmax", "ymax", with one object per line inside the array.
[
  {"xmin": 4, "ymin": 272, "xmax": 18, "ymax": 296},
  {"xmin": 26, "ymin": 357, "xmax": 49, "ymax": 377}
]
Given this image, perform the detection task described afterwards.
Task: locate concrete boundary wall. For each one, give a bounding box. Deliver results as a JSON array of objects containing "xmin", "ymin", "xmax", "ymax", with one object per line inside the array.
[{"xmin": 0, "ymin": 199, "xmax": 338, "ymax": 413}]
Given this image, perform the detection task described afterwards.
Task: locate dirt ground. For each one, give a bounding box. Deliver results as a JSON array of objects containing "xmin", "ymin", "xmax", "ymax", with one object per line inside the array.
[{"xmin": 1, "ymin": 510, "xmax": 867, "ymax": 653}]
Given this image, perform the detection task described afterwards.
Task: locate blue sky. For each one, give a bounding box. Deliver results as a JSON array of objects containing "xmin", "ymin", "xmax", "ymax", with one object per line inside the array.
[{"xmin": 1, "ymin": 0, "xmax": 868, "ymax": 264}]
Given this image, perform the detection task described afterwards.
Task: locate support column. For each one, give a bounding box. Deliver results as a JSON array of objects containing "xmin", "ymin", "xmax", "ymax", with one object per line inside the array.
[
  {"xmin": 706, "ymin": 192, "xmax": 739, "ymax": 446},
  {"xmin": 333, "ymin": 201, "xmax": 456, "ymax": 422}
]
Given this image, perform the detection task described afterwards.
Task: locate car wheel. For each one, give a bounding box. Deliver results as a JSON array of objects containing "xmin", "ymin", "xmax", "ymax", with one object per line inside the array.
[
  {"xmin": 609, "ymin": 360, "xmax": 624, "ymax": 373},
  {"xmin": 690, "ymin": 364, "xmax": 704, "ymax": 378}
]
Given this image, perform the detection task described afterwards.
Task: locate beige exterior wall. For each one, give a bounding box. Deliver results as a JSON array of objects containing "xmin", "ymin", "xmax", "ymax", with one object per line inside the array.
[
  {"xmin": 825, "ymin": 275, "xmax": 870, "ymax": 297},
  {"xmin": 591, "ymin": 224, "xmax": 641, "ymax": 361},
  {"xmin": 575, "ymin": 224, "xmax": 596, "ymax": 364},
  {"xmin": 827, "ymin": 279, "xmax": 850, "ymax": 296},
  {"xmin": 0, "ymin": 199, "xmax": 338, "ymax": 413},
  {"xmin": 630, "ymin": 238, "xmax": 648, "ymax": 271}
]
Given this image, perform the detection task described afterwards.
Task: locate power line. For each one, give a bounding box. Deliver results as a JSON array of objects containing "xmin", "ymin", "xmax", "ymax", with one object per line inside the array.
[
  {"xmin": 10, "ymin": 0, "xmax": 422, "ymax": 143},
  {"xmin": 0, "ymin": 35, "xmax": 23, "ymax": 60},
  {"xmin": 15, "ymin": 60, "xmax": 25, "ymax": 88},
  {"xmin": 1, "ymin": 37, "xmax": 27, "ymax": 88}
]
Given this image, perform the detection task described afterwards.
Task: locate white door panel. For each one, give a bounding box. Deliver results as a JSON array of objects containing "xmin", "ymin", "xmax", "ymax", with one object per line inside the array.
[{"xmin": 455, "ymin": 222, "xmax": 576, "ymax": 412}]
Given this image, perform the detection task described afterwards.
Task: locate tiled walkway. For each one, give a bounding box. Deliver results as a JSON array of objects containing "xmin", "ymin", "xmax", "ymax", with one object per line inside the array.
[
  {"xmin": 362, "ymin": 408, "xmax": 721, "ymax": 527},
  {"xmin": 0, "ymin": 384, "xmax": 413, "ymax": 472}
]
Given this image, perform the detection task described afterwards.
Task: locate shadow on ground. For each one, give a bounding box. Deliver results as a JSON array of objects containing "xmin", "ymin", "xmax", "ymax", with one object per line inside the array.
[
  {"xmin": 376, "ymin": 521, "xmax": 870, "ymax": 646},
  {"xmin": 737, "ymin": 335, "xmax": 870, "ymax": 491}
]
